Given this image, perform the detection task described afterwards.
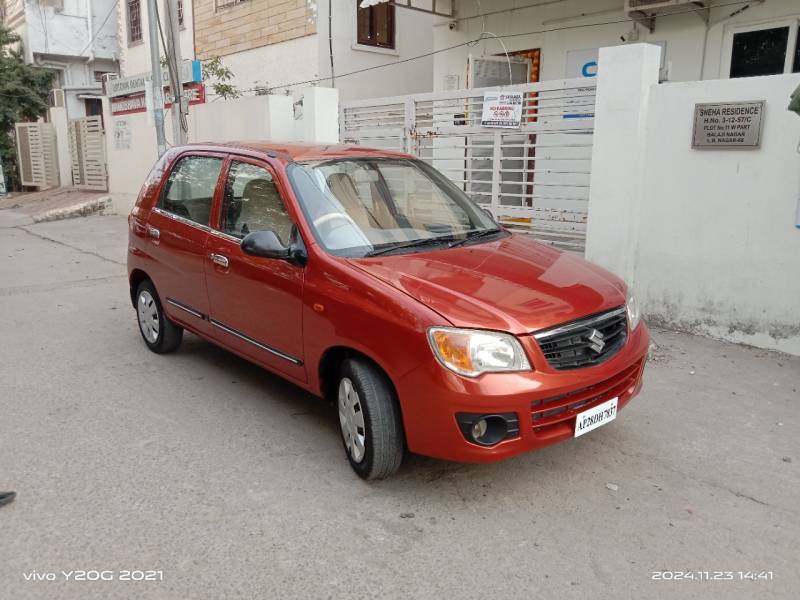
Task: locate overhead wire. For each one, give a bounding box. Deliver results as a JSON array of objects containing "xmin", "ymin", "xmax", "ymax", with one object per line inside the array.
[
  {"xmin": 154, "ymin": 1, "xmax": 188, "ymax": 137},
  {"xmin": 76, "ymin": 0, "xmax": 120, "ymax": 58},
  {"xmin": 218, "ymin": 0, "xmax": 755, "ymax": 98}
]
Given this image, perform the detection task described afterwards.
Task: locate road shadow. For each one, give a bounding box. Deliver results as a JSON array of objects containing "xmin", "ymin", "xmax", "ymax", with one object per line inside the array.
[{"xmin": 163, "ymin": 331, "xmax": 606, "ymax": 500}]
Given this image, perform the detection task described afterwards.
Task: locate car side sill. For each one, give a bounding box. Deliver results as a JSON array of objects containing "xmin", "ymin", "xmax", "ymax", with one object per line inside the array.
[
  {"xmin": 165, "ymin": 297, "xmax": 303, "ymax": 366},
  {"xmin": 209, "ymin": 319, "xmax": 304, "ymax": 366}
]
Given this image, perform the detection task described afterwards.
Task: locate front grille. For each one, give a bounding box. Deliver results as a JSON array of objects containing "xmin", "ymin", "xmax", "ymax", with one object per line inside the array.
[
  {"xmin": 534, "ymin": 307, "xmax": 628, "ymax": 370},
  {"xmin": 531, "ymin": 358, "xmax": 643, "ymax": 433}
]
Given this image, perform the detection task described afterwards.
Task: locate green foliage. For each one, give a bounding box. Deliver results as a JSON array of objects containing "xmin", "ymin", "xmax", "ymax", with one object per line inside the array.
[
  {"xmin": 201, "ymin": 56, "xmax": 241, "ymax": 100},
  {"xmin": 0, "ymin": 24, "xmax": 54, "ymax": 190},
  {"xmin": 790, "ymin": 83, "xmax": 800, "ymax": 117}
]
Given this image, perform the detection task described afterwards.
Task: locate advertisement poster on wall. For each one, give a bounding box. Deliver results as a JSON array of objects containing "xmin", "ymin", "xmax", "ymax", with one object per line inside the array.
[
  {"xmin": 563, "ymin": 49, "xmax": 598, "ymax": 119},
  {"xmin": 480, "ymin": 92, "xmax": 524, "ymax": 128},
  {"xmin": 565, "ymin": 48, "xmax": 599, "ymax": 79}
]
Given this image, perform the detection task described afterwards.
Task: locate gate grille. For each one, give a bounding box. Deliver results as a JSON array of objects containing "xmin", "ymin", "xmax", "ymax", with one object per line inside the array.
[
  {"xmin": 340, "ymin": 79, "xmax": 595, "ymax": 253},
  {"xmin": 68, "ymin": 116, "xmax": 108, "ymax": 191},
  {"xmin": 14, "ymin": 122, "xmax": 59, "ymax": 188}
]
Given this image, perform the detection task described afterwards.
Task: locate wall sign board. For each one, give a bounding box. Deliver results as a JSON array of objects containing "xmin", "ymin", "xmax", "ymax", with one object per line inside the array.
[
  {"xmin": 692, "ymin": 101, "xmax": 765, "ymax": 148},
  {"xmin": 111, "ymin": 83, "xmax": 206, "ymax": 116},
  {"xmin": 106, "ymin": 60, "xmax": 202, "ymax": 98},
  {"xmin": 113, "ymin": 119, "xmax": 132, "ymax": 151},
  {"xmin": 481, "ymin": 92, "xmax": 523, "ymax": 128}
]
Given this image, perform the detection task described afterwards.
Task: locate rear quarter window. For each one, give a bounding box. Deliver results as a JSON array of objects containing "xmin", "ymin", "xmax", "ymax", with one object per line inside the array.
[
  {"xmin": 158, "ymin": 155, "xmax": 223, "ymax": 226},
  {"xmin": 136, "ymin": 151, "xmax": 173, "ymax": 209}
]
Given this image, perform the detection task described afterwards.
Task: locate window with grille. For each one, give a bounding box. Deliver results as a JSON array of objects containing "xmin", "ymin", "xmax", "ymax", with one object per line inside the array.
[
  {"xmin": 178, "ymin": 0, "xmax": 184, "ymax": 26},
  {"xmin": 356, "ymin": 0, "xmax": 395, "ymax": 49},
  {"xmin": 128, "ymin": 0, "xmax": 142, "ymax": 43}
]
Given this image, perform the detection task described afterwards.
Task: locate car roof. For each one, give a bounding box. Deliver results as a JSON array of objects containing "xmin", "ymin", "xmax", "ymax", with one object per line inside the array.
[{"xmin": 180, "ymin": 141, "xmax": 413, "ymax": 162}]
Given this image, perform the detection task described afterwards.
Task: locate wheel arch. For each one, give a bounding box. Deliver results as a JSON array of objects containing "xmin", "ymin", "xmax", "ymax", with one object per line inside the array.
[
  {"xmin": 318, "ymin": 345, "xmax": 400, "ymax": 407},
  {"xmin": 129, "ymin": 268, "xmax": 151, "ymax": 308}
]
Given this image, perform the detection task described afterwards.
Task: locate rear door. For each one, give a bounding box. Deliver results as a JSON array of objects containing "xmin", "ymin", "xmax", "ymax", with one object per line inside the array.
[
  {"xmin": 204, "ymin": 157, "xmax": 306, "ymax": 382},
  {"xmin": 146, "ymin": 152, "xmax": 225, "ymax": 330}
]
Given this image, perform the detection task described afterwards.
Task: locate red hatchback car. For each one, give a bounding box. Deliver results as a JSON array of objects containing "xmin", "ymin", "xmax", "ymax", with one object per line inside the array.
[{"xmin": 128, "ymin": 142, "xmax": 649, "ymax": 479}]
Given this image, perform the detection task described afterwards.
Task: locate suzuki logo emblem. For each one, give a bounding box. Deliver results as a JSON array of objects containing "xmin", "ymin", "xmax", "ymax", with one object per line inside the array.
[{"xmin": 587, "ymin": 328, "xmax": 606, "ymax": 354}]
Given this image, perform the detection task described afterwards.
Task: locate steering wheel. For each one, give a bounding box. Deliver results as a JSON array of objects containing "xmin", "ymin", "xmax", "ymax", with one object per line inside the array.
[{"xmin": 313, "ymin": 212, "xmax": 356, "ymax": 230}]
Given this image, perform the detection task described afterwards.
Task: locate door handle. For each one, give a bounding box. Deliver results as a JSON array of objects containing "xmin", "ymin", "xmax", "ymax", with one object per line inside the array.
[
  {"xmin": 210, "ymin": 253, "xmax": 229, "ymax": 268},
  {"xmin": 147, "ymin": 226, "xmax": 160, "ymax": 240}
]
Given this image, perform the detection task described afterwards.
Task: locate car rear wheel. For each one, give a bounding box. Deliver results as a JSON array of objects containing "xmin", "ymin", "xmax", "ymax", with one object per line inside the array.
[
  {"xmin": 135, "ymin": 280, "xmax": 183, "ymax": 354},
  {"xmin": 336, "ymin": 358, "xmax": 404, "ymax": 480}
]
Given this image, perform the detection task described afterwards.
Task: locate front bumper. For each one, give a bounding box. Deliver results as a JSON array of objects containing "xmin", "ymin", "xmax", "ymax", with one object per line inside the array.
[{"xmin": 395, "ymin": 322, "xmax": 650, "ymax": 463}]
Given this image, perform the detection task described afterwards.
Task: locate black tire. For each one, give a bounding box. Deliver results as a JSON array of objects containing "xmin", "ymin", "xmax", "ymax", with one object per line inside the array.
[
  {"xmin": 135, "ymin": 279, "xmax": 183, "ymax": 354},
  {"xmin": 336, "ymin": 358, "xmax": 404, "ymax": 480}
]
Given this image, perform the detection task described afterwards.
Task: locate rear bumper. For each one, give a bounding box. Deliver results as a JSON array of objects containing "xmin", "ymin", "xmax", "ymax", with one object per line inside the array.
[{"xmin": 395, "ymin": 322, "xmax": 650, "ymax": 463}]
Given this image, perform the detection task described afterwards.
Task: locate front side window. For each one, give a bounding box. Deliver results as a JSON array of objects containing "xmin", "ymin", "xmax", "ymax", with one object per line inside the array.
[
  {"xmin": 728, "ymin": 24, "xmax": 798, "ymax": 78},
  {"xmin": 219, "ymin": 161, "xmax": 294, "ymax": 244},
  {"xmin": 127, "ymin": 0, "xmax": 142, "ymax": 43},
  {"xmin": 159, "ymin": 156, "xmax": 223, "ymax": 226},
  {"xmin": 288, "ymin": 158, "xmax": 499, "ymax": 257},
  {"xmin": 356, "ymin": 0, "xmax": 395, "ymax": 49}
]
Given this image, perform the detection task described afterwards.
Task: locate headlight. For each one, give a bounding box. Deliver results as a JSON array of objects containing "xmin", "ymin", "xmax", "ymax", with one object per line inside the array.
[
  {"xmin": 427, "ymin": 327, "xmax": 531, "ymax": 377},
  {"xmin": 626, "ymin": 288, "xmax": 641, "ymax": 331}
]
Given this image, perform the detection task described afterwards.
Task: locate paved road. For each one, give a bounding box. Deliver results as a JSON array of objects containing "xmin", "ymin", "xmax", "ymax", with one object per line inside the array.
[{"xmin": 1, "ymin": 214, "xmax": 798, "ymax": 599}]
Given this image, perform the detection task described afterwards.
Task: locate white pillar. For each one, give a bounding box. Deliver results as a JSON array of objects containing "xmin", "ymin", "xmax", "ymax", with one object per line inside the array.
[
  {"xmin": 263, "ymin": 95, "xmax": 295, "ymax": 142},
  {"xmin": 50, "ymin": 105, "xmax": 72, "ymax": 187},
  {"xmin": 585, "ymin": 44, "xmax": 662, "ymax": 285},
  {"xmin": 302, "ymin": 87, "xmax": 340, "ymax": 144}
]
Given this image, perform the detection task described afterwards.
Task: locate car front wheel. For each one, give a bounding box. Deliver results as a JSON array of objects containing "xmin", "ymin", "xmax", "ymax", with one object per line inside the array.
[
  {"xmin": 337, "ymin": 358, "xmax": 404, "ymax": 480},
  {"xmin": 135, "ymin": 280, "xmax": 183, "ymax": 354}
]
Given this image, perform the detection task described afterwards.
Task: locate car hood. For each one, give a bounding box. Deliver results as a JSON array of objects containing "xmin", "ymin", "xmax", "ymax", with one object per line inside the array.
[{"xmin": 346, "ymin": 233, "xmax": 626, "ymax": 334}]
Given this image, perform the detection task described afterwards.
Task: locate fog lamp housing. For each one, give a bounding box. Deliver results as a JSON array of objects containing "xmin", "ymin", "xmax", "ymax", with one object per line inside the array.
[{"xmin": 456, "ymin": 412, "xmax": 520, "ymax": 446}]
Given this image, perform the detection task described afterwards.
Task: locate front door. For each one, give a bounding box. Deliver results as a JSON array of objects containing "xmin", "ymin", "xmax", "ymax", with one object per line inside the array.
[
  {"xmin": 146, "ymin": 152, "xmax": 225, "ymax": 331},
  {"xmin": 204, "ymin": 158, "xmax": 306, "ymax": 382}
]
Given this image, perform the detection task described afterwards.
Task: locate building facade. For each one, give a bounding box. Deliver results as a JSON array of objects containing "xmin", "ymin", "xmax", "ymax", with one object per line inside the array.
[
  {"xmin": 117, "ymin": 0, "xmax": 435, "ymax": 101},
  {"xmin": 2, "ymin": 0, "xmax": 120, "ymax": 117},
  {"xmin": 118, "ymin": 0, "xmax": 195, "ymax": 74},
  {"xmin": 433, "ymin": 0, "xmax": 800, "ymax": 91}
]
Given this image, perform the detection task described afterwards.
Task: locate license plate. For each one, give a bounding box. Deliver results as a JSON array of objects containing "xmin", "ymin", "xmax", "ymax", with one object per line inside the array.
[{"xmin": 574, "ymin": 397, "xmax": 618, "ymax": 438}]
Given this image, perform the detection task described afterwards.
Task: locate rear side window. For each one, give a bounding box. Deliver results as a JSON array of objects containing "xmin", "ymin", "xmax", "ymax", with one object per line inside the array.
[{"xmin": 159, "ymin": 156, "xmax": 223, "ymax": 226}]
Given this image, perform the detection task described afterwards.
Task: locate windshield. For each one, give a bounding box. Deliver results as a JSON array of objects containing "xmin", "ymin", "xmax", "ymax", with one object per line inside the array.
[{"xmin": 286, "ymin": 158, "xmax": 500, "ymax": 257}]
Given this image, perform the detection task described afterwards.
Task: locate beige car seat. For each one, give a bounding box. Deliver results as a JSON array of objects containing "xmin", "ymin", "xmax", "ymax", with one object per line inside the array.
[
  {"xmin": 326, "ymin": 173, "xmax": 381, "ymax": 230},
  {"xmin": 237, "ymin": 178, "xmax": 293, "ymax": 244}
]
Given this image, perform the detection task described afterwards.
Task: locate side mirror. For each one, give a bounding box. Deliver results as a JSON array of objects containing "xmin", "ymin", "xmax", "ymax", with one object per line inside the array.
[
  {"xmin": 241, "ymin": 228, "xmax": 308, "ymax": 266},
  {"xmin": 241, "ymin": 230, "xmax": 291, "ymax": 260}
]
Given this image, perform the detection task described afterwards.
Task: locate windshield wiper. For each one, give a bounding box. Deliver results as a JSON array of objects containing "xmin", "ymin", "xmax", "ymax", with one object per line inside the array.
[
  {"xmin": 364, "ymin": 235, "xmax": 456, "ymax": 257},
  {"xmin": 447, "ymin": 228, "xmax": 503, "ymax": 248}
]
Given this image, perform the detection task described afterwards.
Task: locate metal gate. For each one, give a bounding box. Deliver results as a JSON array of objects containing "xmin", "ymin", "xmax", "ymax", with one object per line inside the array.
[
  {"xmin": 68, "ymin": 116, "xmax": 108, "ymax": 191},
  {"xmin": 15, "ymin": 122, "xmax": 60, "ymax": 189},
  {"xmin": 340, "ymin": 79, "xmax": 596, "ymax": 253}
]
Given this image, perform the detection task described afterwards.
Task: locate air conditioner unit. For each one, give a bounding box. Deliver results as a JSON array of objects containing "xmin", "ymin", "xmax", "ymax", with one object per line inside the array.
[
  {"xmin": 625, "ymin": 0, "xmax": 702, "ymax": 13},
  {"xmin": 49, "ymin": 89, "xmax": 65, "ymax": 108}
]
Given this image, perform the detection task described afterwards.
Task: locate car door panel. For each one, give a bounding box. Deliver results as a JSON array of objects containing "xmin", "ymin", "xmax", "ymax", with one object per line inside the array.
[
  {"xmin": 143, "ymin": 153, "xmax": 225, "ymax": 332},
  {"xmin": 204, "ymin": 158, "xmax": 306, "ymax": 382}
]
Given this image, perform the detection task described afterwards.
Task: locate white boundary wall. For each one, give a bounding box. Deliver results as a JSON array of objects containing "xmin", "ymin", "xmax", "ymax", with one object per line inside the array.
[
  {"xmin": 104, "ymin": 88, "xmax": 338, "ymax": 213},
  {"xmin": 587, "ymin": 44, "xmax": 800, "ymax": 356}
]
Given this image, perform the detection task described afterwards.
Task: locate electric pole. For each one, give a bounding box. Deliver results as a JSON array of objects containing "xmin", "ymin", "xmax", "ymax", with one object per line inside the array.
[
  {"xmin": 147, "ymin": 0, "xmax": 166, "ymax": 156},
  {"xmin": 165, "ymin": 0, "xmax": 187, "ymax": 145}
]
